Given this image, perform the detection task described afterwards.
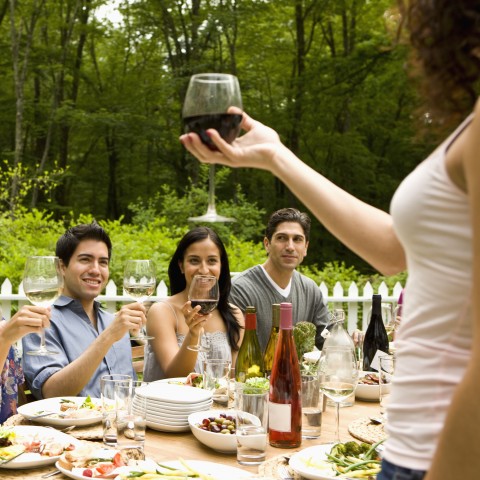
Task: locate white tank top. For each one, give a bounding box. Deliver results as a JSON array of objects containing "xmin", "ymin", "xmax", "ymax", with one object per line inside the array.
[{"xmin": 387, "ymin": 115, "xmax": 473, "ymax": 470}]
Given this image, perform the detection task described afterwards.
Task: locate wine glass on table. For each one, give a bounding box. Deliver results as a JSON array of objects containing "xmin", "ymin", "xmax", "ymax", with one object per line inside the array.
[
  {"xmin": 183, "ymin": 73, "xmax": 243, "ymax": 223},
  {"xmin": 187, "ymin": 275, "xmax": 219, "ymax": 352},
  {"xmin": 123, "ymin": 259, "xmax": 156, "ymax": 341},
  {"xmin": 23, "ymin": 256, "xmax": 64, "ymax": 356},
  {"xmin": 319, "ymin": 346, "xmax": 359, "ymax": 444}
]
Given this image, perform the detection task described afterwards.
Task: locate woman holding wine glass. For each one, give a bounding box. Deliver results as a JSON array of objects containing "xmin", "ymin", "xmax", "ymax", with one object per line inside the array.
[{"xmin": 143, "ymin": 227, "xmax": 244, "ymax": 381}]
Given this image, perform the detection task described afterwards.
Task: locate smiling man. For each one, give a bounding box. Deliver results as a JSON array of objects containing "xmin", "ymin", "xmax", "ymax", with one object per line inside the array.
[
  {"xmin": 22, "ymin": 222, "xmax": 144, "ymax": 399},
  {"xmin": 229, "ymin": 208, "xmax": 329, "ymax": 351}
]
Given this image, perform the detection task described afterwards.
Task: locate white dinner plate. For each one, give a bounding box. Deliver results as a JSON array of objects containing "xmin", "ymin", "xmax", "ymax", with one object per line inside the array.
[
  {"xmin": 146, "ymin": 421, "xmax": 191, "ymax": 432},
  {"xmin": 0, "ymin": 426, "xmax": 83, "ymax": 470},
  {"xmin": 157, "ymin": 377, "xmax": 188, "ymax": 385},
  {"xmin": 138, "ymin": 383, "xmax": 212, "ymax": 403},
  {"xmin": 289, "ymin": 444, "xmax": 340, "ymax": 480},
  {"xmin": 134, "ymin": 398, "xmax": 212, "ymax": 413},
  {"xmin": 17, "ymin": 396, "xmax": 102, "ymax": 427}
]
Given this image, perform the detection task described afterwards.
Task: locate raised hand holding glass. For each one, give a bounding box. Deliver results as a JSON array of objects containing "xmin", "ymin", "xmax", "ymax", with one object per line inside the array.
[
  {"xmin": 187, "ymin": 275, "xmax": 219, "ymax": 352},
  {"xmin": 183, "ymin": 73, "xmax": 242, "ymax": 223},
  {"xmin": 23, "ymin": 256, "xmax": 64, "ymax": 356},
  {"xmin": 123, "ymin": 259, "xmax": 156, "ymax": 340}
]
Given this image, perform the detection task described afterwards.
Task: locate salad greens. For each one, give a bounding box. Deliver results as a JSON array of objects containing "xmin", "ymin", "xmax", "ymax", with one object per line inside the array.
[{"xmin": 242, "ymin": 376, "xmax": 269, "ymax": 394}]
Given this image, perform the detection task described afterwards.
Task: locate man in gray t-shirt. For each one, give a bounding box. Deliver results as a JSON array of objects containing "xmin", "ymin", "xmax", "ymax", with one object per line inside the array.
[{"xmin": 229, "ymin": 208, "xmax": 329, "ymax": 351}]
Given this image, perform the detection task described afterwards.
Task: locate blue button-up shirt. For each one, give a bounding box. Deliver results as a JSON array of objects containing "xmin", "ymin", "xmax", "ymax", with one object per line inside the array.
[{"xmin": 22, "ymin": 296, "xmax": 136, "ymax": 399}]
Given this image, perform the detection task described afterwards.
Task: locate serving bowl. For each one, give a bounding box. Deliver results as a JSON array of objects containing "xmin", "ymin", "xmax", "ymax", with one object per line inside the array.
[
  {"xmin": 188, "ymin": 409, "xmax": 260, "ymax": 454},
  {"xmin": 355, "ymin": 371, "xmax": 391, "ymax": 402}
]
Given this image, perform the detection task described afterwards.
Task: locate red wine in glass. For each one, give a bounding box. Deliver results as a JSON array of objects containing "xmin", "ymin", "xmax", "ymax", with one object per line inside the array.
[
  {"xmin": 190, "ymin": 299, "xmax": 218, "ymax": 315},
  {"xmin": 183, "ymin": 113, "xmax": 242, "ymax": 151}
]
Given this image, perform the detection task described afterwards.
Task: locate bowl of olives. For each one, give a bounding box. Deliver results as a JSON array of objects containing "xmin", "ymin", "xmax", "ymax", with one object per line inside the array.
[{"xmin": 187, "ymin": 409, "xmax": 260, "ymax": 453}]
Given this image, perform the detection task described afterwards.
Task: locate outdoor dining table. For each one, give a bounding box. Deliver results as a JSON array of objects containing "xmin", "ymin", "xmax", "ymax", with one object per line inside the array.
[{"xmin": 2, "ymin": 399, "xmax": 384, "ymax": 480}]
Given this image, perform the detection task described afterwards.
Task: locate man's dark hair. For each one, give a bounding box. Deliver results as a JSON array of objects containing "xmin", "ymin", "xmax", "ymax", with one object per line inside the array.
[
  {"xmin": 55, "ymin": 222, "xmax": 112, "ymax": 266},
  {"xmin": 265, "ymin": 208, "xmax": 311, "ymax": 242}
]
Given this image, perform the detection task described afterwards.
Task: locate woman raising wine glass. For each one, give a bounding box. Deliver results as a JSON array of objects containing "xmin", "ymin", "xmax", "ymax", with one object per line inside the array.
[{"xmin": 143, "ymin": 227, "xmax": 244, "ymax": 381}]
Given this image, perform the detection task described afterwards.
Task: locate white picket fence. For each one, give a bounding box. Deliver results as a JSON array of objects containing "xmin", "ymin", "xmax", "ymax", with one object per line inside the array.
[{"xmin": 0, "ymin": 277, "xmax": 404, "ymax": 333}]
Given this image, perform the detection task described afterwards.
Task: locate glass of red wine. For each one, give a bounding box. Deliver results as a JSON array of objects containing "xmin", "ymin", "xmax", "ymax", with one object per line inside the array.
[
  {"xmin": 187, "ymin": 274, "xmax": 219, "ymax": 352},
  {"xmin": 183, "ymin": 73, "xmax": 243, "ymax": 223}
]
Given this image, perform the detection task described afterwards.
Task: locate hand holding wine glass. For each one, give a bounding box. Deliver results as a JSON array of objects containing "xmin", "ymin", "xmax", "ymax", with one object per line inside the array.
[
  {"xmin": 187, "ymin": 275, "xmax": 219, "ymax": 352},
  {"xmin": 23, "ymin": 256, "xmax": 64, "ymax": 356},
  {"xmin": 319, "ymin": 346, "xmax": 359, "ymax": 444},
  {"xmin": 123, "ymin": 259, "xmax": 156, "ymax": 341},
  {"xmin": 183, "ymin": 73, "xmax": 242, "ymax": 223}
]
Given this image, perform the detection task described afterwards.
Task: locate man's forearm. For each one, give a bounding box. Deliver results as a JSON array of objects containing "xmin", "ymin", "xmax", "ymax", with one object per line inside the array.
[{"xmin": 41, "ymin": 332, "xmax": 117, "ymax": 398}]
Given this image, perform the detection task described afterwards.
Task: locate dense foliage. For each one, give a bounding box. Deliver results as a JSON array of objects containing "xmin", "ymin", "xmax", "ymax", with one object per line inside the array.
[
  {"xmin": 0, "ymin": 0, "xmax": 441, "ymax": 275},
  {"xmin": 0, "ymin": 209, "xmax": 405, "ymax": 293}
]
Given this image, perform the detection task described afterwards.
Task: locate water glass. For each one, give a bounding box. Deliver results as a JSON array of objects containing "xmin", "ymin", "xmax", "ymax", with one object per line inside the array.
[
  {"xmin": 116, "ymin": 380, "xmax": 148, "ymax": 460},
  {"xmin": 235, "ymin": 382, "xmax": 268, "ymax": 465},
  {"xmin": 301, "ymin": 373, "xmax": 322, "ymax": 438},
  {"xmin": 203, "ymin": 359, "xmax": 231, "ymax": 406},
  {"xmin": 100, "ymin": 374, "xmax": 132, "ymax": 446},
  {"xmin": 379, "ymin": 354, "xmax": 396, "ymax": 413}
]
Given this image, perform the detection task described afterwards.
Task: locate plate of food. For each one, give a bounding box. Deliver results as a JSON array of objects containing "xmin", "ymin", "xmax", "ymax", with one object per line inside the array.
[
  {"xmin": 0, "ymin": 425, "xmax": 82, "ymax": 469},
  {"xmin": 56, "ymin": 447, "xmax": 152, "ymax": 480},
  {"xmin": 18, "ymin": 396, "xmax": 103, "ymax": 426},
  {"xmin": 355, "ymin": 372, "xmax": 390, "ymax": 402},
  {"xmin": 289, "ymin": 441, "xmax": 382, "ymax": 479}
]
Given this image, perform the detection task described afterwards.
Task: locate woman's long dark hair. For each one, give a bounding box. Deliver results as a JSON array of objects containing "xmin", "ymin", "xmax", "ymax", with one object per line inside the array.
[
  {"xmin": 404, "ymin": 0, "xmax": 480, "ymax": 116},
  {"xmin": 168, "ymin": 227, "xmax": 241, "ymax": 351}
]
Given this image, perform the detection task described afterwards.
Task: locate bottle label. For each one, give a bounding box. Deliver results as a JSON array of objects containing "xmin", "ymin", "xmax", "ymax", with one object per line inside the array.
[{"xmin": 268, "ymin": 402, "xmax": 292, "ymax": 432}]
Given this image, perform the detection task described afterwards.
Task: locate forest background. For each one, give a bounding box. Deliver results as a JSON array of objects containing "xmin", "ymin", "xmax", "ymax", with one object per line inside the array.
[{"xmin": 0, "ymin": 0, "xmax": 442, "ymax": 292}]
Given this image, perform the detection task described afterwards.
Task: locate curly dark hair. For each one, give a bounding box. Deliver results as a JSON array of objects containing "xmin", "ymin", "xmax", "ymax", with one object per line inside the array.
[
  {"xmin": 404, "ymin": 0, "xmax": 480, "ymax": 115},
  {"xmin": 168, "ymin": 226, "xmax": 241, "ymax": 351}
]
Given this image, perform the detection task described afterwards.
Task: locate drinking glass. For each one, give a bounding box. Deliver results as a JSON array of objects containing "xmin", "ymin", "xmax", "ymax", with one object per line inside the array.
[
  {"xmin": 183, "ymin": 73, "xmax": 242, "ymax": 223},
  {"xmin": 116, "ymin": 380, "xmax": 148, "ymax": 460},
  {"xmin": 319, "ymin": 346, "xmax": 359, "ymax": 444},
  {"xmin": 379, "ymin": 353, "xmax": 396, "ymax": 416},
  {"xmin": 123, "ymin": 259, "xmax": 156, "ymax": 340},
  {"xmin": 235, "ymin": 382, "xmax": 268, "ymax": 465},
  {"xmin": 187, "ymin": 275, "xmax": 219, "ymax": 352},
  {"xmin": 203, "ymin": 358, "xmax": 231, "ymax": 406},
  {"xmin": 23, "ymin": 256, "xmax": 64, "ymax": 356},
  {"xmin": 301, "ymin": 355, "xmax": 323, "ymax": 439},
  {"xmin": 100, "ymin": 374, "xmax": 132, "ymax": 446}
]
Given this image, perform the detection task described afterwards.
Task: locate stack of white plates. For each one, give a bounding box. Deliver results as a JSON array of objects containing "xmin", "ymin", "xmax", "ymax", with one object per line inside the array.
[{"xmin": 133, "ymin": 382, "xmax": 213, "ymax": 432}]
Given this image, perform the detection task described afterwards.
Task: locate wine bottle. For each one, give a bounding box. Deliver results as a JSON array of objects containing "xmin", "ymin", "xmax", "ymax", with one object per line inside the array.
[
  {"xmin": 235, "ymin": 306, "xmax": 265, "ymax": 382},
  {"xmin": 362, "ymin": 294, "xmax": 389, "ymax": 371},
  {"xmin": 268, "ymin": 302, "xmax": 302, "ymax": 448},
  {"xmin": 263, "ymin": 304, "xmax": 280, "ymax": 377}
]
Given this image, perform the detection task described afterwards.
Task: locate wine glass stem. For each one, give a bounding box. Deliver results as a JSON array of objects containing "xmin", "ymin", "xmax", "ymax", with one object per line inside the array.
[
  {"xmin": 207, "ymin": 164, "xmax": 216, "ymax": 214},
  {"xmin": 196, "ymin": 326, "xmax": 204, "ymax": 349},
  {"xmin": 39, "ymin": 330, "xmax": 48, "ymax": 352},
  {"xmin": 335, "ymin": 401, "xmax": 341, "ymax": 444}
]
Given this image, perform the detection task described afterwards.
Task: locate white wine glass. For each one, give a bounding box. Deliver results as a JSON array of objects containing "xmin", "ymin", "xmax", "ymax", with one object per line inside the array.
[
  {"xmin": 183, "ymin": 73, "xmax": 242, "ymax": 223},
  {"xmin": 319, "ymin": 346, "xmax": 359, "ymax": 444},
  {"xmin": 123, "ymin": 259, "xmax": 156, "ymax": 341},
  {"xmin": 23, "ymin": 256, "xmax": 64, "ymax": 356},
  {"xmin": 187, "ymin": 275, "xmax": 219, "ymax": 352}
]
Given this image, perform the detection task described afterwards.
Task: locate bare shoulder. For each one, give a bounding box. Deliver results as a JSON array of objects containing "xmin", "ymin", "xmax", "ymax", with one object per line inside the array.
[{"xmin": 148, "ymin": 299, "xmax": 176, "ymax": 319}]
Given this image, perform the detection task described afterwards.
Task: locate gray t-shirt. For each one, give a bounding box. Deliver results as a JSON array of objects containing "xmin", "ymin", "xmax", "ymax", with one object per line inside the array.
[{"xmin": 229, "ymin": 265, "xmax": 328, "ymax": 351}]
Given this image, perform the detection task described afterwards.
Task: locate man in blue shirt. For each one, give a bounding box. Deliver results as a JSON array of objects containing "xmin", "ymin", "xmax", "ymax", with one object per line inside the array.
[{"xmin": 23, "ymin": 222, "xmax": 145, "ymax": 399}]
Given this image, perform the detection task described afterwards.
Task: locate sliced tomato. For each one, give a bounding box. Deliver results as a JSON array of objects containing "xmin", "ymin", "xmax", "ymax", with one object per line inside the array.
[
  {"xmin": 112, "ymin": 452, "xmax": 125, "ymax": 467},
  {"xmin": 94, "ymin": 463, "xmax": 116, "ymax": 476}
]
